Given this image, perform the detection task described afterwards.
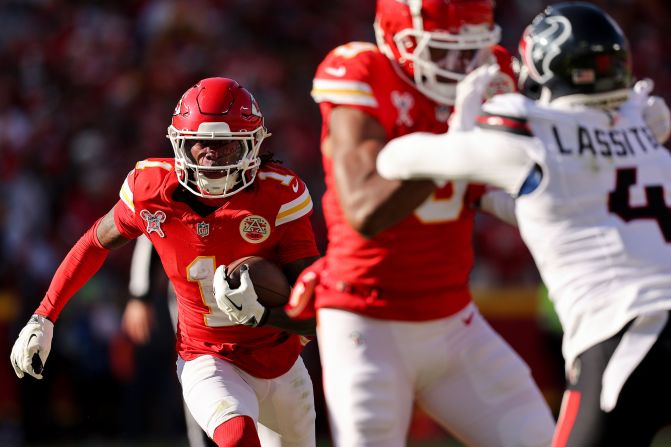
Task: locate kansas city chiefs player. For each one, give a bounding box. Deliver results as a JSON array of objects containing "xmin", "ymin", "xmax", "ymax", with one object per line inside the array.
[
  {"xmin": 11, "ymin": 77, "xmax": 320, "ymax": 447},
  {"xmin": 288, "ymin": 0, "xmax": 555, "ymax": 446}
]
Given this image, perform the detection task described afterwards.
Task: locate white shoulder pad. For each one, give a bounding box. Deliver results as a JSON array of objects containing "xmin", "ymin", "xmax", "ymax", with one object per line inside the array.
[{"xmin": 482, "ymin": 93, "xmax": 531, "ymax": 119}]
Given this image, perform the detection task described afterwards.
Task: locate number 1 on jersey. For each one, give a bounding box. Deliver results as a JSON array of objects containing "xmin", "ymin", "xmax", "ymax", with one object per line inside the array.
[{"xmin": 187, "ymin": 257, "xmax": 235, "ymax": 327}]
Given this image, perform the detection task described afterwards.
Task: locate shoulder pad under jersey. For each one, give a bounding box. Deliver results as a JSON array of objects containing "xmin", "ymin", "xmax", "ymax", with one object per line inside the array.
[
  {"xmin": 119, "ymin": 158, "xmax": 174, "ymax": 213},
  {"xmin": 312, "ymin": 41, "xmax": 385, "ymax": 108},
  {"xmin": 477, "ymin": 94, "xmax": 534, "ymax": 137},
  {"xmin": 257, "ymin": 163, "xmax": 314, "ymax": 227}
]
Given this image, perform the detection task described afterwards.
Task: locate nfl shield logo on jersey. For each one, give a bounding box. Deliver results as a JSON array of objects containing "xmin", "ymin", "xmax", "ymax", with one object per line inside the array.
[
  {"xmin": 239, "ymin": 215, "xmax": 271, "ymax": 244},
  {"xmin": 196, "ymin": 222, "xmax": 209, "ymax": 237},
  {"xmin": 436, "ymin": 105, "xmax": 451, "ymax": 123}
]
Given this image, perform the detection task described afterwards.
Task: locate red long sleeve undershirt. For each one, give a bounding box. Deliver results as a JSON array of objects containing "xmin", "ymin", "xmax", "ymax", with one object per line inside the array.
[{"xmin": 35, "ymin": 218, "xmax": 111, "ymax": 322}]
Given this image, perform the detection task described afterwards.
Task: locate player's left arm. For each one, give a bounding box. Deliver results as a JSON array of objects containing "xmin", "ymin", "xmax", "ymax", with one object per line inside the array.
[
  {"xmin": 214, "ymin": 174, "xmax": 320, "ymax": 334},
  {"xmin": 261, "ymin": 255, "xmax": 320, "ymax": 335},
  {"xmin": 377, "ymin": 128, "xmax": 535, "ymax": 196},
  {"xmin": 263, "ymin": 185, "xmax": 321, "ymax": 334},
  {"xmin": 213, "ymin": 255, "xmax": 320, "ymax": 335},
  {"xmin": 478, "ymin": 189, "xmax": 518, "ymax": 226},
  {"xmin": 377, "ymin": 63, "xmax": 537, "ymax": 196}
]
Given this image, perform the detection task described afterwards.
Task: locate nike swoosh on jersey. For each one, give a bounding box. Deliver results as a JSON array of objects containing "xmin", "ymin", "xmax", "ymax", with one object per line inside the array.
[
  {"xmin": 324, "ymin": 66, "xmax": 347, "ymax": 77},
  {"xmin": 225, "ymin": 296, "xmax": 243, "ymax": 311},
  {"xmin": 292, "ymin": 181, "xmax": 299, "ymax": 192}
]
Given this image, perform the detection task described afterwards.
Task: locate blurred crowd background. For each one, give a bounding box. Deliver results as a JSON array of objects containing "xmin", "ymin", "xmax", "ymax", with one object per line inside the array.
[{"xmin": 1, "ymin": 0, "xmax": 669, "ymax": 445}]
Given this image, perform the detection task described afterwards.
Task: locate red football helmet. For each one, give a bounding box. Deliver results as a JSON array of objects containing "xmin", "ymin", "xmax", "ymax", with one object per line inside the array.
[
  {"xmin": 374, "ymin": 0, "xmax": 500, "ymax": 104},
  {"xmin": 167, "ymin": 78, "xmax": 269, "ymax": 198}
]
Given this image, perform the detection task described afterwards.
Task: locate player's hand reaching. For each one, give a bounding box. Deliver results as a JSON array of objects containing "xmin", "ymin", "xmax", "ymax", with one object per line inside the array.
[
  {"xmin": 285, "ymin": 257, "xmax": 325, "ymax": 320},
  {"xmin": 213, "ymin": 264, "xmax": 267, "ymax": 327},
  {"xmin": 449, "ymin": 63, "xmax": 501, "ymax": 132},
  {"xmin": 10, "ymin": 314, "xmax": 54, "ymax": 379},
  {"xmin": 633, "ymin": 78, "xmax": 671, "ymax": 144}
]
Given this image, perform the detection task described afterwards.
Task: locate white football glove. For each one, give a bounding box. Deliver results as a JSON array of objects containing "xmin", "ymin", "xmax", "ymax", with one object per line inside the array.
[
  {"xmin": 213, "ymin": 265, "xmax": 267, "ymax": 327},
  {"xmin": 633, "ymin": 78, "xmax": 671, "ymax": 144},
  {"xmin": 10, "ymin": 314, "xmax": 54, "ymax": 379},
  {"xmin": 449, "ymin": 63, "xmax": 501, "ymax": 132}
]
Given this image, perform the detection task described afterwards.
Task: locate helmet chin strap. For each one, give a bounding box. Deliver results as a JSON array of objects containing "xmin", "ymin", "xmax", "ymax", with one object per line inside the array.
[{"xmin": 420, "ymin": 76, "xmax": 457, "ymax": 104}]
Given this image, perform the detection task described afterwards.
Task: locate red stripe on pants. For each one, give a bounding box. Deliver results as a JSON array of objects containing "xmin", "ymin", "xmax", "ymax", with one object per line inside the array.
[{"xmin": 552, "ymin": 390, "xmax": 581, "ymax": 447}]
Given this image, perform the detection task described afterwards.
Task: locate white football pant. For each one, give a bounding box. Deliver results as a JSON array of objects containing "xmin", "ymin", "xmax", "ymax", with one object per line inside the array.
[
  {"xmin": 177, "ymin": 354, "xmax": 316, "ymax": 447},
  {"xmin": 317, "ymin": 303, "xmax": 555, "ymax": 447}
]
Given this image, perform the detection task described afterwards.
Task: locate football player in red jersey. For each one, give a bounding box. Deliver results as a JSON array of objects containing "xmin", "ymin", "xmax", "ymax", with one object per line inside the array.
[
  {"xmin": 10, "ymin": 77, "xmax": 320, "ymax": 447},
  {"xmin": 293, "ymin": 0, "xmax": 555, "ymax": 445}
]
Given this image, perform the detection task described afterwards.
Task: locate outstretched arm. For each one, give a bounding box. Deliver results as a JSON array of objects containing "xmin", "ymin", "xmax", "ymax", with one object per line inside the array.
[
  {"xmin": 261, "ymin": 256, "xmax": 321, "ymax": 335},
  {"xmin": 11, "ymin": 208, "xmax": 132, "ymax": 379},
  {"xmin": 377, "ymin": 129, "xmax": 536, "ymax": 197}
]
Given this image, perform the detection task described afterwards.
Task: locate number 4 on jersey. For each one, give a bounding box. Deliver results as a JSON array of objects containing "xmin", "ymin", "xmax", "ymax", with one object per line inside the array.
[{"xmin": 608, "ymin": 167, "xmax": 671, "ymax": 242}]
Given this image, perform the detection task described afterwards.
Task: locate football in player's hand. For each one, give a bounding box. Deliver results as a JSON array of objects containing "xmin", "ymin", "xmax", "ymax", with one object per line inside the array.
[{"xmin": 226, "ymin": 256, "xmax": 291, "ymax": 308}]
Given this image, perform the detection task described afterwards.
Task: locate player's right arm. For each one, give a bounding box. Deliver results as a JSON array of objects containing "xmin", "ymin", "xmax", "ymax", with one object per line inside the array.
[
  {"xmin": 313, "ymin": 43, "xmax": 435, "ymax": 238},
  {"xmin": 9, "ymin": 161, "xmax": 154, "ymax": 380},
  {"xmin": 97, "ymin": 208, "xmax": 133, "ymax": 249},
  {"xmin": 327, "ymin": 107, "xmax": 436, "ymax": 238},
  {"xmin": 10, "ymin": 207, "xmax": 132, "ymax": 379}
]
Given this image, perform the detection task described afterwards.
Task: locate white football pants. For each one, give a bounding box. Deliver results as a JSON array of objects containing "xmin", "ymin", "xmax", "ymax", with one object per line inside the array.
[
  {"xmin": 177, "ymin": 354, "xmax": 316, "ymax": 447},
  {"xmin": 317, "ymin": 303, "xmax": 555, "ymax": 447}
]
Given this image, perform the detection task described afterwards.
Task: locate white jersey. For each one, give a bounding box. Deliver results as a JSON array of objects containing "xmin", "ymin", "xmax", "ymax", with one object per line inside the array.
[{"xmin": 377, "ymin": 91, "xmax": 671, "ymax": 368}]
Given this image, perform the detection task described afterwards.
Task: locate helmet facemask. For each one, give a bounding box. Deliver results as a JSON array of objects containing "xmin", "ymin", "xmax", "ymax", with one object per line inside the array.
[
  {"xmin": 395, "ymin": 25, "xmax": 500, "ymax": 104},
  {"xmin": 375, "ymin": 0, "xmax": 500, "ymax": 105},
  {"xmin": 168, "ymin": 77, "xmax": 269, "ymax": 199},
  {"xmin": 168, "ymin": 122, "xmax": 268, "ymax": 199}
]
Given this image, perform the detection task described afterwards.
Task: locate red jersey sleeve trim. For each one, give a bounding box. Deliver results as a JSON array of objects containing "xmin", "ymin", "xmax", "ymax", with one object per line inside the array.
[
  {"xmin": 275, "ymin": 184, "xmax": 313, "ymax": 227},
  {"xmin": 311, "ymin": 78, "xmax": 379, "ymax": 108}
]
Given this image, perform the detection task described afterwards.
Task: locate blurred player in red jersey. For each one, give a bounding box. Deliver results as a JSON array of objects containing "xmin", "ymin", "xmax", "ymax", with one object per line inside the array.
[
  {"xmin": 291, "ymin": 0, "xmax": 555, "ymax": 446},
  {"xmin": 10, "ymin": 77, "xmax": 320, "ymax": 447}
]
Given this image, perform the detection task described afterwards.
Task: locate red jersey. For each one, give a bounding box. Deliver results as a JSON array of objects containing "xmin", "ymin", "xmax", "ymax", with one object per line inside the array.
[
  {"xmin": 310, "ymin": 42, "xmax": 515, "ymax": 321},
  {"xmin": 114, "ymin": 158, "xmax": 319, "ymax": 378}
]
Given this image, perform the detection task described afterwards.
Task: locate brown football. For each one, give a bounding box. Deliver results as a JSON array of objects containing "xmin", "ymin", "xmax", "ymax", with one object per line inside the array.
[{"xmin": 225, "ymin": 256, "xmax": 291, "ymax": 308}]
